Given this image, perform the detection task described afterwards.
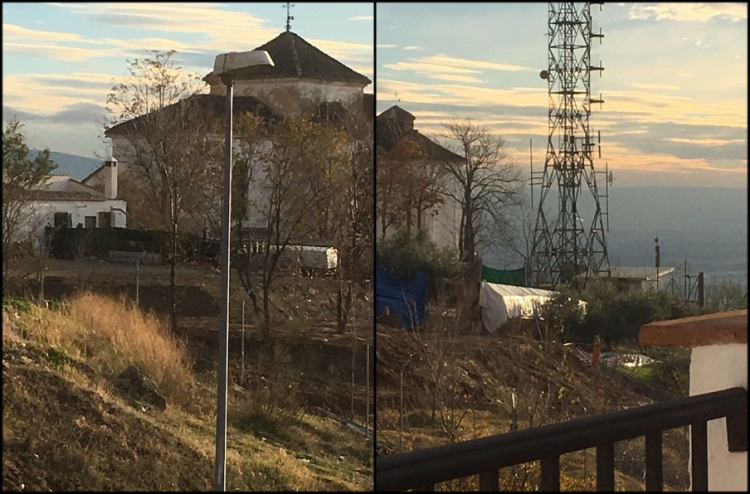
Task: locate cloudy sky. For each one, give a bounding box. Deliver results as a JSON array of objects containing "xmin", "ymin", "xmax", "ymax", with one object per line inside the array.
[
  {"xmin": 376, "ymin": 2, "xmax": 747, "ymax": 188},
  {"xmin": 2, "ymin": 2, "xmax": 374, "ymax": 158}
]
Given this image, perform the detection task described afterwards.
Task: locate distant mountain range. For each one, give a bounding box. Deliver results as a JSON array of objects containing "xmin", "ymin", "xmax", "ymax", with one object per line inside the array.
[{"xmin": 33, "ymin": 150, "xmax": 102, "ymax": 181}]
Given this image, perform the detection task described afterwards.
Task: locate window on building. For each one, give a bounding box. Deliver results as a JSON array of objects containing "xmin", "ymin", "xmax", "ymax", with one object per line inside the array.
[
  {"xmin": 54, "ymin": 212, "xmax": 71, "ymax": 229},
  {"xmin": 85, "ymin": 216, "xmax": 97, "ymax": 228},
  {"xmin": 98, "ymin": 212, "xmax": 112, "ymax": 228}
]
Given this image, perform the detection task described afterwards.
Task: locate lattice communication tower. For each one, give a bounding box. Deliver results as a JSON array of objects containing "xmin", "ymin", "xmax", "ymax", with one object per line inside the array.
[{"xmin": 529, "ymin": 2, "xmax": 610, "ymax": 288}]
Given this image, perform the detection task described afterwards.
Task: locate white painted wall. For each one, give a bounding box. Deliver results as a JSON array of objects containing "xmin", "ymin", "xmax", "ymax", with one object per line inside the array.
[
  {"xmin": 380, "ymin": 193, "xmax": 461, "ymax": 252},
  {"xmin": 427, "ymin": 194, "xmax": 462, "ymax": 251},
  {"xmin": 689, "ymin": 343, "xmax": 747, "ymax": 491},
  {"xmin": 211, "ymin": 78, "xmax": 365, "ymax": 117},
  {"xmin": 21, "ymin": 199, "xmax": 127, "ymax": 249}
]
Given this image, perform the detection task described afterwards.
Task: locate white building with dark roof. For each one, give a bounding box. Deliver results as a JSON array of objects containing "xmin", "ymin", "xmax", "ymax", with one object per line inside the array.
[
  {"xmin": 376, "ymin": 105, "xmax": 464, "ymax": 251},
  {"xmin": 99, "ymin": 30, "xmax": 372, "ymax": 237},
  {"xmin": 19, "ymin": 163, "xmax": 126, "ymax": 249},
  {"xmin": 202, "ymin": 30, "xmax": 371, "ymax": 117}
]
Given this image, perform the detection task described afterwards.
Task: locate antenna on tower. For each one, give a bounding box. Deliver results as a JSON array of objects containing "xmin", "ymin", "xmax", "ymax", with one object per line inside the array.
[
  {"xmin": 529, "ymin": 2, "xmax": 610, "ymax": 289},
  {"xmin": 283, "ymin": 2, "xmax": 295, "ymax": 32}
]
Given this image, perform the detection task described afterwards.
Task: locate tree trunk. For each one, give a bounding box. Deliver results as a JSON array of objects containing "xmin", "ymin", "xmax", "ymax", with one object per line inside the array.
[
  {"xmin": 262, "ymin": 275, "xmax": 270, "ymax": 320},
  {"xmin": 463, "ymin": 194, "xmax": 475, "ymax": 263},
  {"xmin": 337, "ymin": 258, "xmax": 348, "ymax": 333},
  {"xmin": 337, "ymin": 283, "xmax": 345, "ymax": 333},
  {"xmin": 416, "ymin": 197, "xmax": 423, "ymax": 231},
  {"xmin": 3, "ymin": 249, "xmax": 9, "ymax": 295},
  {"xmin": 458, "ymin": 208, "xmax": 466, "ymax": 257},
  {"xmin": 169, "ymin": 186, "xmax": 178, "ymax": 334},
  {"xmin": 169, "ymin": 227, "xmax": 177, "ymax": 333}
]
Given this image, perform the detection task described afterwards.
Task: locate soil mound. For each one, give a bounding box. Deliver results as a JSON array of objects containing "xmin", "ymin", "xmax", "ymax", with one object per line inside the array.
[{"xmin": 2, "ymin": 343, "xmax": 211, "ymax": 491}]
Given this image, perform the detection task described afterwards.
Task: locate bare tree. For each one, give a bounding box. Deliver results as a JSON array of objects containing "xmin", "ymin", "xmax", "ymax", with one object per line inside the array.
[
  {"xmin": 229, "ymin": 112, "xmax": 269, "ymax": 317},
  {"xmin": 437, "ymin": 119, "xmax": 523, "ymax": 263},
  {"xmin": 376, "ymin": 137, "xmax": 443, "ymax": 236},
  {"xmin": 254, "ymin": 115, "xmax": 348, "ymax": 327},
  {"xmin": 411, "ymin": 317, "xmax": 476, "ymax": 443},
  {"xmin": 411, "ymin": 157, "xmax": 445, "ymax": 232},
  {"xmin": 495, "ymin": 198, "xmax": 548, "ymax": 281},
  {"xmin": 329, "ymin": 116, "xmax": 374, "ymax": 334},
  {"xmin": 106, "ymin": 50, "xmax": 223, "ymax": 332},
  {"xmin": 706, "ymin": 280, "xmax": 748, "ymax": 312},
  {"xmin": 2, "ymin": 117, "xmax": 57, "ymax": 292}
]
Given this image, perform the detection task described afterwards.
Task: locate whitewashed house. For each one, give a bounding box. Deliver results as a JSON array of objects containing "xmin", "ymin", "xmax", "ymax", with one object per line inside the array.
[
  {"xmin": 376, "ymin": 105, "xmax": 464, "ymax": 251},
  {"xmin": 24, "ymin": 159, "xmax": 126, "ymax": 249},
  {"xmin": 99, "ymin": 29, "xmax": 372, "ymax": 245}
]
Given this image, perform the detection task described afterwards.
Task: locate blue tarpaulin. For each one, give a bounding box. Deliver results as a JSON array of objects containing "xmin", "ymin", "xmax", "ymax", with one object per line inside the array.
[{"xmin": 375, "ymin": 265, "xmax": 427, "ymax": 330}]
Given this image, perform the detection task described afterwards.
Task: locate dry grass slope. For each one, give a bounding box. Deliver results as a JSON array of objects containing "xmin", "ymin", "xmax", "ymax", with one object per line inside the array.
[{"xmin": 2, "ymin": 294, "xmax": 372, "ymax": 491}]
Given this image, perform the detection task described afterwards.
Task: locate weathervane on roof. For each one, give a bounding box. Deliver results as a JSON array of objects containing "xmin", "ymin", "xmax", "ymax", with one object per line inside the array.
[{"xmin": 283, "ymin": 2, "xmax": 295, "ymax": 32}]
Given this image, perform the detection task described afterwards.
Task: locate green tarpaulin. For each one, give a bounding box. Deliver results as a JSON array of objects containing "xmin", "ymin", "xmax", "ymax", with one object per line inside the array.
[{"xmin": 481, "ymin": 265, "xmax": 526, "ymax": 287}]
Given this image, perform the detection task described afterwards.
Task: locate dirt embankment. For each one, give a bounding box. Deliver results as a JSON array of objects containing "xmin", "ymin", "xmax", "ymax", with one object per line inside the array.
[
  {"xmin": 375, "ymin": 324, "xmax": 690, "ymax": 490},
  {"xmin": 3, "ymin": 260, "xmax": 375, "ymax": 491},
  {"xmin": 12, "ymin": 260, "xmax": 375, "ymax": 419},
  {"xmin": 376, "ymin": 324, "xmax": 651, "ymax": 415},
  {"xmin": 2, "ymin": 345, "xmax": 212, "ymax": 492}
]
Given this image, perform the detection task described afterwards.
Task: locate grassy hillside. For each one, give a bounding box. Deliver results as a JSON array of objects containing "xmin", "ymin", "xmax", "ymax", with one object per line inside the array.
[{"xmin": 2, "ymin": 294, "xmax": 372, "ymax": 491}]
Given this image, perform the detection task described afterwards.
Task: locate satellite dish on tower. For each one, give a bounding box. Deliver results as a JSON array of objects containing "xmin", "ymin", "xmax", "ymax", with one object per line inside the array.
[{"xmin": 540, "ymin": 70, "xmax": 549, "ymax": 80}]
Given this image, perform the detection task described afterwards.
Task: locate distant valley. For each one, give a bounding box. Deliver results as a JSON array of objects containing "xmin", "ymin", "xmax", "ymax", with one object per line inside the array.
[
  {"xmin": 608, "ymin": 186, "xmax": 747, "ymax": 287},
  {"xmin": 487, "ymin": 186, "xmax": 748, "ymax": 288}
]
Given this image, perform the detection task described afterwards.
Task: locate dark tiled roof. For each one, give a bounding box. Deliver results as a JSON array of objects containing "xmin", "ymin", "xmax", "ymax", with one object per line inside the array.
[
  {"xmin": 379, "ymin": 105, "xmax": 415, "ymax": 124},
  {"xmin": 106, "ymin": 94, "xmax": 278, "ymax": 136},
  {"xmin": 376, "ymin": 106, "xmax": 462, "ymax": 162},
  {"xmin": 29, "ymin": 190, "xmax": 106, "ymax": 202},
  {"xmin": 205, "ymin": 31, "xmax": 371, "ymax": 86},
  {"xmin": 81, "ymin": 164, "xmax": 104, "ymax": 185}
]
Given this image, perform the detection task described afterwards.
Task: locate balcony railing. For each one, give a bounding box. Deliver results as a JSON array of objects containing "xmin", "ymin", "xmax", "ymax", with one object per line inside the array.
[{"xmin": 376, "ymin": 387, "xmax": 747, "ymax": 491}]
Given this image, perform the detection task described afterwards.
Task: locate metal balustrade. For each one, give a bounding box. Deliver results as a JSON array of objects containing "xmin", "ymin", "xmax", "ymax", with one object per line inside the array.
[{"xmin": 376, "ymin": 387, "xmax": 747, "ymax": 492}]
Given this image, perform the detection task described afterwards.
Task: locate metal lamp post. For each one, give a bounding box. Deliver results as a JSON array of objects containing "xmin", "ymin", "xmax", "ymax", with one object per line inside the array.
[{"xmin": 213, "ymin": 49, "xmax": 273, "ymax": 493}]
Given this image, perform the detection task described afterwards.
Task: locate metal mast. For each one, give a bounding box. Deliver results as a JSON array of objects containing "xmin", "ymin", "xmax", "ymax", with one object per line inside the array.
[{"xmin": 530, "ymin": 2, "xmax": 609, "ymax": 288}]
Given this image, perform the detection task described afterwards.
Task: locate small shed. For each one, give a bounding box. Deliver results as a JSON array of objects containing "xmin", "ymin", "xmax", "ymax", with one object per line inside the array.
[{"xmin": 608, "ymin": 266, "xmax": 675, "ymax": 291}]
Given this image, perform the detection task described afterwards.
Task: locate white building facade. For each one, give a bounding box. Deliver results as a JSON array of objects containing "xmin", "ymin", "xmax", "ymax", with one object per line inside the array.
[
  {"xmin": 102, "ymin": 30, "xmax": 372, "ymax": 241},
  {"xmin": 21, "ymin": 163, "xmax": 127, "ymax": 250}
]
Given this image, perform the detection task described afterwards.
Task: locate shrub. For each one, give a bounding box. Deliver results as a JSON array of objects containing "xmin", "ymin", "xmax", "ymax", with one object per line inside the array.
[
  {"xmin": 231, "ymin": 337, "xmax": 305, "ymax": 437},
  {"xmin": 705, "ymin": 280, "xmax": 748, "ymax": 312},
  {"xmin": 541, "ymin": 280, "xmax": 701, "ymax": 345},
  {"xmin": 377, "ymin": 228, "xmax": 461, "ymax": 300}
]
